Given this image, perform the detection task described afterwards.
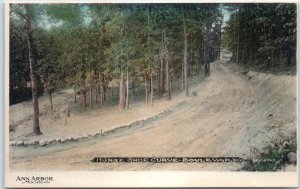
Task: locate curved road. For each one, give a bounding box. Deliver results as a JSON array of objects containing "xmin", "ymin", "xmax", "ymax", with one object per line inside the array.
[{"xmin": 10, "ymin": 60, "xmax": 256, "ymax": 171}]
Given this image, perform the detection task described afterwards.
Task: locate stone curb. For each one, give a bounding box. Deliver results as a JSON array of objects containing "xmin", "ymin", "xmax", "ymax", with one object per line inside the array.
[{"xmin": 9, "ymin": 106, "xmax": 178, "ymax": 148}]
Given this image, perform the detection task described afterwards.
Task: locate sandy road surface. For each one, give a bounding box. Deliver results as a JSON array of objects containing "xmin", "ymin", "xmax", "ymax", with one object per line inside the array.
[{"xmin": 10, "ymin": 60, "xmax": 296, "ymax": 171}]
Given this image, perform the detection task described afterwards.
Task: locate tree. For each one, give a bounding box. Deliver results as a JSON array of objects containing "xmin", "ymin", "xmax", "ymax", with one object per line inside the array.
[
  {"xmin": 11, "ymin": 4, "xmax": 43, "ymax": 135},
  {"xmin": 223, "ymin": 3, "xmax": 296, "ymax": 70},
  {"xmin": 36, "ymin": 29, "xmax": 62, "ymax": 113}
]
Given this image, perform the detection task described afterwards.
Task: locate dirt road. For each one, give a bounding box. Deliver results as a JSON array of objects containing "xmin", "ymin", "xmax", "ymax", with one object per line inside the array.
[{"xmin": 10, "ymin": 60, "xmax": 296, "ymax": 171}]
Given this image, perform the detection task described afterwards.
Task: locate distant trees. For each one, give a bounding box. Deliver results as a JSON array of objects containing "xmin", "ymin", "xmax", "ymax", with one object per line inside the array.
[
  {"xmin": 10, "ymin": 3, "xmax": 223, "ymax": 135},
  {"xmin": 9, "ymin": 18, "xmax": 31, "ymax": 105},
  {"xmin": 222, "ymin": 4, "xmax": 296, "ymax": 70}
]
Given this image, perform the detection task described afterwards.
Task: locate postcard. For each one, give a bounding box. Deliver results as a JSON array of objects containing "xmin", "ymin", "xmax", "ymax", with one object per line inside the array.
[{"xmin": 4, "ymin": 1, "xmax": 298, "ymax": 187}]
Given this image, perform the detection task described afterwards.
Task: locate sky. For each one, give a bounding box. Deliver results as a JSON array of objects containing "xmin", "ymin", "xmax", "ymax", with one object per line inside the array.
[{"xmin": 222, "ymin": 8, "xmax": 231, "ymax": 23}]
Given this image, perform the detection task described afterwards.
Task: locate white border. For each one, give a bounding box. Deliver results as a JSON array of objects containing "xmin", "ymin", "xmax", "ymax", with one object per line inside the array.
[{"xmin": 4, "ymin": 1, "xmax": 299, "ymax": 188}]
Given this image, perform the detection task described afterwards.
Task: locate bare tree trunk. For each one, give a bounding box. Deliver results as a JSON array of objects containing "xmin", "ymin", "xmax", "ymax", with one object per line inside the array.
[
  {"xmin": 156, "ymin": 55, "xmax": 161, "ymax": 97},
  {"xmin": 100, "ymin": 75, "xmax": 106, "ymax": 105},
  {"xmin": 74, "ymin": 90, "xmax": 77, "ymax": 103},
  {"xmin": 102, "ymin": 76, "xmax": 106, "ymax": 102},
  {"xmin": 165, "ymin": 51, "xmax": 171, "ymax": 100},
  {"xmin": 242, "ymin": 46, "xmax": 245, "ymax": 64},
  {"xmin": 183, "ymin": 16, "xmax": 189, "ymax": 96},
  {"xmin": 156, "ymin": 74, "xmax": 159, "ymax": 96},
  {"xmin": 236, "ymin": 7, "xmax": 240, "ymax": 64},
  {"xmin": 49, "ymin": 92, "xmax": 53, "ymax": 114},
  {"xmin": 82, "ymin": 91, "xmax": 86, "ymax": 111},
  {"xmin": 119, "ymin": 70, "xmax": 126, "ymax": 111},
  {"xmin": 89, "ymin": 86, "xmax": 93, "ymax": 107},
  {"xmin": 159, "ymin": 54, "xmax": 164, "ymax": 95},
  {"xmin": 25, "ymin": 9, "xmax": 42, "ymax": 135},
  {"xmin": 181, "ymin": 61, "xmax": 184, "ymax": 91},
  {"xmin": 131, "ymin": 80, "xmax": 135, "ymax": 103},
  {"xmin": 249, "ymin": 37, "xmax": 253, "ymax": 64},
  {"xmin": 126, "ymin": 68, "xmax": 129, "ymax": 109},
  {"xmin": 271, "ymin": 48, "xmax": 274, "ymax": 71},
  {"xmin": 150, "ymin": 73, "xmax": 153, "ymax": 106},
  {"xmin": 145, "ymin": 77, "xmax": 148, "ymax": 106},
  {"xmin": 100, "ymin": 85, "xmax": 103, "ymax": 106},
  {"xmin": 95, "ymin": 85, "xmax": 99, "ymax": 103},
  {"xmin": 101, "ymin": 85, "xmax": 105, "ymax": 106}
]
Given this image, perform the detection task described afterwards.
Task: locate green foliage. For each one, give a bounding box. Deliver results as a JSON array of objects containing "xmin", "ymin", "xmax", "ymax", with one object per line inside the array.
[
  {"xmin": 35, "ymin": 29, "xmax": 62, "ymax": 94},
  {"xmin": 10, "ymin": 3, "xmax": 223, "ymax": 105},
  {"xmin": 243, "ymin": 139, "xmax": 297, "ymax": 171},
  {"xmin": 222, "ymin": 4, "xmax": 296, "ymax": 69}
]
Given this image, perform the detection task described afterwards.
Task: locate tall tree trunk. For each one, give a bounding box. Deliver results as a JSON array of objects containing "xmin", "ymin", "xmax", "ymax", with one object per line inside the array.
[
  {"xmin": 89, "ymin": 86, "xmax": 93, "ymax": 108},
  {"xmin": 145, "ymin": 77, "xmax": 148, "ymax": 106},
  {"xmin": 208, "ymin": 62, "xmax": 210, "ymax": 76},
  {"xmin": 126, "ymin": 68, "xmax": 129, "ymax": 109},
  {"xmin": 49, "ymin": 92, "xmax": 53, "ymax": 114},
  {"xmin": 249, "ymin": 37, "xmax": 252, "ymax": 64},
  {"xmin": 156, "ymin": 55, "xmax": 161, "ymax": 97},
  {"xmin": 101, "ymin": 85, "xmax": 105, "ymax": 106},
  {"xmin": 100, "ymin": 85, "xmax": 103, "ymax": 106},
  {"xmin": 102, "ymin": 76, "xmax": 106, "ymax": 102},
  {"xmin": 183, "ymin": 16, "xmax": 189, "ymax": 96},
  {"xmin": 159, "ymin": 53, "xmax": 164, "ymax": 95},
  {"xmin": 101, "ymin": 76, "xmax": 106, "ymax": 105},
  {"xmin": 25, "ymin": 9, "xmax": 42, "ymax": 135},
  {"xmin": 131, "ymin": 80, "xmax": 135, "ymax": 103},
  {"xmin": 241, "ymin": 46, "xmax": 245, "ymax": 64},
  {"xmin": 119, "ymin": 70, "xmax": 126, "ymax": 111},
  {"xmin": 165, "ymin": 51, "xmax": 171, "ymax": 100},
  {"xmin": 150, "ymin": 73, "xmax": 153, "ymax": 106},
  {"xmin": 74, "ymin": 90, "xmax": 77, "ymax": 103},
  {"xmin": 271, "ymin": 48, "xmax": 274, "ymax": 71},
  {"xmin": 236, "ymin": 7, "xmax": 240, "ymax": 64},
  {"xmin": 95, "ymin": 85, "xmax": 99, "ymax": 103},
  {"xmin": 82, "ymin": 91, "xmax": 86, "ymax": 111},
  {"xmin": 181, "ymin": 61, "xmax": 184, "ymax": 90}
]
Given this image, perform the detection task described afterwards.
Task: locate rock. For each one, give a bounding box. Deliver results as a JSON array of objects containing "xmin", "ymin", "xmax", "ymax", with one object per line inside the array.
[
  {"xmin": 287, "ymin": 152, "xmax": 297, "ymax": 165},
  {"xmin": 60, "ymin": 139, "xmax": 66, "ymax": 143},
  {"xmin": 56, "ymin": 138, "xmax": 61, "ymax": 143},
  {"xmin": 24, "ymin": 141, "xmax": 31, "ymax": 146},
  {"xmin": 82, "ymin": 135, "xmax": 88, "ymax": 139},
  {"xmin": 242, "ymin": 70, "xmax": 249, "ymax": 74},
  {"xmin": 30, "ymin": 140, "xmax": 39, "ymax": 145},
  {"xmin": 9, "ymin": 141, "xmax": 15, "ymax": 146},
  {"xmin": 39, "ymin": 140, "xmax": 48, "ymax": 147},
  {"xmin": 49, "ymin": 138, "xmax": 56, "ymax": 143},
  {"xmin": 16, "ymin": 141, "xmax": 24, "ymax": 146}
]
